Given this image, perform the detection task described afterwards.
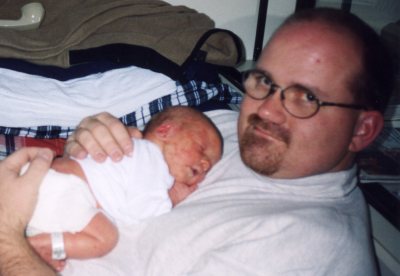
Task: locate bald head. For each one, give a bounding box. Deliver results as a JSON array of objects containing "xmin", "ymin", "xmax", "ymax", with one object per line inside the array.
[{"xmin": 267, "ymin": 8, "xmax": 395, "ymax": 113}]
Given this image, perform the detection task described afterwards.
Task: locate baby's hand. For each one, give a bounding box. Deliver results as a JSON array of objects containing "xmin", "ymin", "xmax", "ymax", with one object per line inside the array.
[
  {"xmin": 168, "ymin": 181, "xmax": 198, "ymax": 207},
  {"xmin": 28, "ymin": 234, "xmax": 66, "ymax": 272}
]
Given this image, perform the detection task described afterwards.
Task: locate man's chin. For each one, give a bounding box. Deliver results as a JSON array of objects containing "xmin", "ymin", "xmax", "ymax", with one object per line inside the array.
[
  {"xmin": 241, "ymin": 156, "xmax": 277, "ymax": 176},
  {"xmin": 239, "ymin": 135, "xmax": 282, "ymax": 176}
]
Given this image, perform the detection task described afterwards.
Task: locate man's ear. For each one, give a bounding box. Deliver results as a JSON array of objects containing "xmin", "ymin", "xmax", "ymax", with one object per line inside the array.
[{"xmin": 349, "ymin": 111, "xmax": 384, "ymax": 152}]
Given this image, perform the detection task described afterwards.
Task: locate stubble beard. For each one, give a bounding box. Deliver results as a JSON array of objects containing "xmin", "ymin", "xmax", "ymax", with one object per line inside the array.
[{"xmin": 239, "ymin": 115, "xmax": 290, "ymax": 176}]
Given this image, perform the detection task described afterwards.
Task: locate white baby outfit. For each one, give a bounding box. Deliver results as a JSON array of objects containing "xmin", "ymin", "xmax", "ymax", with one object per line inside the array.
[
  {"xmin": 77, "ymin": 138, "xmax": 174, "ymax": 226},
  {"xmin": 27, "ymin": 138, "xmax": 174, "ymax": 235},
  {"xmin": 26, "ymin": 169, "xmax": 98, "ymax": 236}
]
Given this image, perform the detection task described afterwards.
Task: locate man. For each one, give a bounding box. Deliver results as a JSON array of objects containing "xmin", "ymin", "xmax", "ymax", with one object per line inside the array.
[{"xmin": 0, "ymin": 8, "xmax": 395, "ymax": 275}]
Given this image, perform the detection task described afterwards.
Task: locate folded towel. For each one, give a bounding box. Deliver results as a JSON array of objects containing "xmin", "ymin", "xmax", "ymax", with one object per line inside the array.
[{"xmin": 0, "ymin": 0, "xmax": 238, "ymax": 66}]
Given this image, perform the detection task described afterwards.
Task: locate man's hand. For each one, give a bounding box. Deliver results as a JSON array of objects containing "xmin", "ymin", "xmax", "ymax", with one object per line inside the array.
[
  {"xmin": 65, "ymin": 112, "xmax": 141, "ymax": 162},
  {"xmin": 0, "ymin": 147, "xmax": 53, "ymax": 233},
  {"xmin": 0, "ymin": 147, "xmax": 56, "ymax": 276}
]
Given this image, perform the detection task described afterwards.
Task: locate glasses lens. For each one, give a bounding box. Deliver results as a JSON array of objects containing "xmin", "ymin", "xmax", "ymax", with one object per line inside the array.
[
  {"xmin": 282, "ymin": 87, "xmax": 319, "ymax": 118},
  {"xmin": 243, "ymin": 70, "xmax": 272, "ymax": 100}
]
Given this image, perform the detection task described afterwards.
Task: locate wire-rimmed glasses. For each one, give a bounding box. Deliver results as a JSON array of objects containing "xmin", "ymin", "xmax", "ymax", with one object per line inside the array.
[{"xmin": 242, "ymin": 69, "xmax": 367, "ymax": 119}]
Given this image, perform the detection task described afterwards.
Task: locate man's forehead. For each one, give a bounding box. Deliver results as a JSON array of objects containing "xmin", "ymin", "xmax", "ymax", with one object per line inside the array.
[
  {"xmin": 257, "ymin": 22, "xmax": 362, "ymax": 68},
  {"xmin": 258, "ymin": 21, "xmax": 362, "ymax": 90},
  {"xmin": 267, "ymin": 21, "xmax": 358, "ymax": 51}
]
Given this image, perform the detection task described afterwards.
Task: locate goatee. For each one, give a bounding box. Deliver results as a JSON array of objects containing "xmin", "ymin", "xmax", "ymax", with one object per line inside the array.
[{"xmin": 239, "ymin": 114, "xmax": 290, "ymax": 176}]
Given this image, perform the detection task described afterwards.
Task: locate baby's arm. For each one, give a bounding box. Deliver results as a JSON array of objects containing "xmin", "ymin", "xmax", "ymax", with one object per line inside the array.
[
  {"xmin": 64, "ymin": 211, "xmax": 119, "ymax": 259},
  {"xmin": 28, "ymin": 211, "xmax": 118, "ymax": 270},
  {"xmin": 28, "ymin": 157, "xmax": 118, "ymax": 270}
]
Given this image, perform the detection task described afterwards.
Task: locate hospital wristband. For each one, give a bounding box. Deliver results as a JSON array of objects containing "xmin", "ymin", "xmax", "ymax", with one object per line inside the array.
[{"xmin": 51, "ymin": 232, "xmax": 66, "ymax": 260}]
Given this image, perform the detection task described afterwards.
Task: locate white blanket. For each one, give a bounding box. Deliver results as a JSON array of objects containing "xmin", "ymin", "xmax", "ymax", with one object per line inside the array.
[{"xmin": 0, "ymin": 66, "xmax": 176, "ymax": 127}]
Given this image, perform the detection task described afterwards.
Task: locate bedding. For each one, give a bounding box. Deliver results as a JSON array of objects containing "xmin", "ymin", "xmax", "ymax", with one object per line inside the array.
[
  {"xmin": 0, "ymin": 66, "xmax": 177, "ymax": 128},
  {"xmin": 0, "ymin": 64, "xmax": 242, "ymax": 159}
]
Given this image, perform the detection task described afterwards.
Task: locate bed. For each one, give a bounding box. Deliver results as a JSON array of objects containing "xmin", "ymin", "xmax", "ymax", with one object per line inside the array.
[{"xmin": 0, "ymin": 0, "xmax": 245, "ymax": 160}]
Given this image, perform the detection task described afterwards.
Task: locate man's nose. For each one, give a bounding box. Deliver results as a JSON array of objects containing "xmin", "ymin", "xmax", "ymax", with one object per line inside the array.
[{"xmin": 255, "ymin": 91, "xmax": 286, "ymax": 124}]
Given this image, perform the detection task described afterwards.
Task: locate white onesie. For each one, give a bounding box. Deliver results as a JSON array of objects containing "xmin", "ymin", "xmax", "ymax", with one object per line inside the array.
[{"xmin": 27, "ymin": 138, "xmax": 174, "ymax": 235}]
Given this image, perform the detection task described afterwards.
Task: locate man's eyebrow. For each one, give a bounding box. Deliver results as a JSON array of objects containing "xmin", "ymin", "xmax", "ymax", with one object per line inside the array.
[
  {"xmin": 288, "ymin": 82, "xmax": 328, "ymax": 99},
  {"xmin": 254, "ymin": 68, "xmax": 272, "ymax": 78},
  {"xmin": 298, "ymin": 83, "xmax": 329, "ymax": 99},
  {"xmin": 253, "ymin": 67, "xmax": 275, "ymax": 83},
  {"xmin": 265, "ymin": 71, "xmax": 328, "ymax": 98},
  {"xmin": 253, "ymin": 67, "xmax": 330, "ymax": 98}
]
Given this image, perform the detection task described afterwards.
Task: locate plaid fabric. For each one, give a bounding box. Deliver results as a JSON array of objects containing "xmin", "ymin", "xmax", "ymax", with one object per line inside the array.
[
  {"xmin": 0, "ymin": 80, "xmax": 242, "ymax": 159},
  {"xmin": 0, "ymin": 136, "xmax": 66, "ymax": 159}
]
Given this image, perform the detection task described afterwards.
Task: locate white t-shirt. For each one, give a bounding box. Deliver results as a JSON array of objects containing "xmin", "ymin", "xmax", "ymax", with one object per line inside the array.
[{"xmin": 63, "ymin": 110, "xmax": 377, "ymax": 276}]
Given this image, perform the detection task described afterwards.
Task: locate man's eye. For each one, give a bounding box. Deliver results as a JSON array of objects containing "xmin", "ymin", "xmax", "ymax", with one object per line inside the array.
[
  {"xmin": 304, "ymin": 92, "xmax": 317, "ymax": 102},
  {"xmin": 286, "ymin": 87, "xmax": 318, "ymax": 104},
  {"xmin": 261, "ymin": 76, "xmax": 272, "ymax": 85},
  {"xmin": 254, "ymin": 74, "xmax": 272, "ymax": 87},
  {"xmin": 256, "ymin": 74, "xmax": 271, "ymax": 84}
]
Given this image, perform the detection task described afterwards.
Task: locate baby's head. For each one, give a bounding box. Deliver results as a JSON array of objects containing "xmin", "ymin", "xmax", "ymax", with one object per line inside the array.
[{"xmin": 143, "ymin": 106, "xmax": 223, "ymax": 205}]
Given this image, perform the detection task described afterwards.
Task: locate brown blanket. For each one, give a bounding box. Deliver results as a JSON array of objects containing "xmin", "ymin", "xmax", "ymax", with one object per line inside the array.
[{"xmin": 0, "ymin": 0, "xmax": 240, "ymax": 67}]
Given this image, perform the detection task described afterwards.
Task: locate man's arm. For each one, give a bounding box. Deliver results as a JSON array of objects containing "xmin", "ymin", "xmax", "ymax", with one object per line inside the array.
[
  {"xmin": 0, "ymin": 147, "xmax": 56, "ymax": 275},
  {"xmin": 0, "ymin": 231, "xmax": 56, "ymax": 276}
]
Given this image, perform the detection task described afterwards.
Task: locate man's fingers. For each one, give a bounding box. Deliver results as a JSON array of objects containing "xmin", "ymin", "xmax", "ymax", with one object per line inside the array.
[
  {"xmin": 65, "ymin": 129, "xmax": 104, "ymax": 161},
  {"xmin": 76, "ymin": 124, "xmax": 122, "ymax": 162},
  {"xmin": 95, "ymin": 113, "xmax": 134, "ymax": 158},
  {"xmin": 0, "ymin": 148, "xmax": 53, "ymax": 235},
  {"xmin": 64, "ymin": 136, "xmax": 89, "ymax": 160},
  {"xmin": 69, "ymin": 112, "xmax": 133, "ymax": 162},
  {"xmin": 2, "ymin": 148, "xmax": 53, "ymax": 176},
  {"xmin": 128, "ymin": 127, "xmax": 143, "ymax": 139},
  {"xmin": 21, "ymin": 148, "xmax": 54, "ymax": 182}
]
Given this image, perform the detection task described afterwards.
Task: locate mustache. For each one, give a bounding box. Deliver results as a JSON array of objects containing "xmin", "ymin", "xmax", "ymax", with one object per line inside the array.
[{"xmin": 247, "ymin": 114, "xmax": 290, "ymax": 144}]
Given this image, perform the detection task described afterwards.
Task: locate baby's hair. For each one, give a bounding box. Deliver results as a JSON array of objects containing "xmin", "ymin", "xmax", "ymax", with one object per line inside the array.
[{"xmin": 143, "ymin": 106, "xmax": 223, "ymax": 153}]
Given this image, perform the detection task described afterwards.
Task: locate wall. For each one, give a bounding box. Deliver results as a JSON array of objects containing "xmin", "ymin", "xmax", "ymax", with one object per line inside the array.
[
  {"xmin": 316, "ymin": 0, "xmax": 400, "ymax": 32},
  {"xmin": 164, "ymin": 0, "xmax": 296, "ymax": 61}
]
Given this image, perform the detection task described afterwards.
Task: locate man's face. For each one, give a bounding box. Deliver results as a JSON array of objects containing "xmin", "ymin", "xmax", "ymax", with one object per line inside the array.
[{"xmin": 238, "ymin": 22, "xmax": 364, "ymax": 179}]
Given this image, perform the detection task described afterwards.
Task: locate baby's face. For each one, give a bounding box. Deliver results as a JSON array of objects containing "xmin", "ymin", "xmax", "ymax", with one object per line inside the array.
[{"xmin": 164, "ymin": 123, "xmax": 222, "ymax": 206}]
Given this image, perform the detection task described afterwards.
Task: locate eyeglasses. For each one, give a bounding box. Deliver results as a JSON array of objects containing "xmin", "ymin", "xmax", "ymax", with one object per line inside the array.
[{"xmin": 242, "ymin": 69, "xmax": 367, "ymax": 119}]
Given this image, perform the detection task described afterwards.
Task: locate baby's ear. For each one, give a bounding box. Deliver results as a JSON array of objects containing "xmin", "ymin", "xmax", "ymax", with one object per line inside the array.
[
  {"xmin": 155, "ymin": 123, "xmax": 176, "ymax": 139},
  {"xmin": 349, "ymin": 110, "xmax": 384, "ymax": 152}
]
